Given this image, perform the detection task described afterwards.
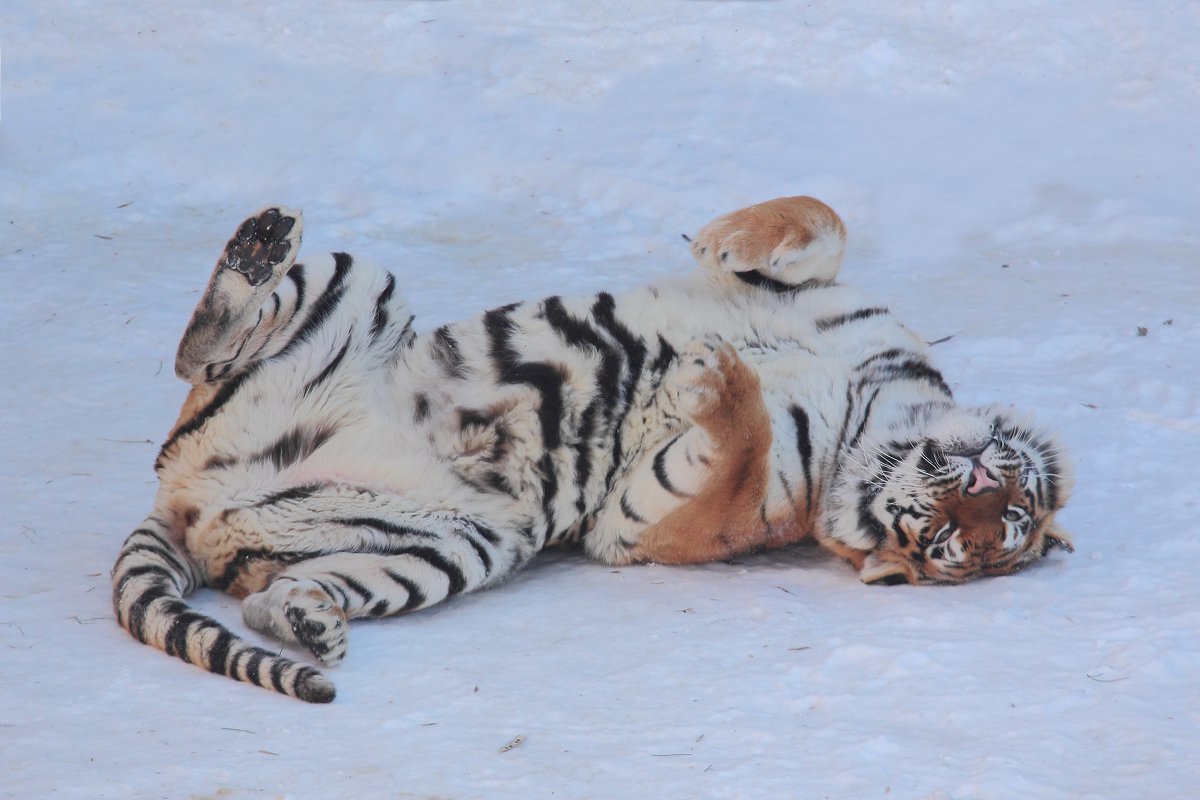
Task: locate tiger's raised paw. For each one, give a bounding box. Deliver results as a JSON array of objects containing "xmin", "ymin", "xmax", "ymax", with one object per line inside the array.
[
  {"xmin": 221, "ymin": 207, "xmax": 302, "ymax": 287},
  {"xmin": 176, "ymin": 206, "xmax": 304, "ymax": 383},
  {"xmin": 688, "ymin": 196, "xmax": 846, "ymax": 291},
  {"xmin": 243, "ymin": 580, "xmax": 349, "ymax": 666}
]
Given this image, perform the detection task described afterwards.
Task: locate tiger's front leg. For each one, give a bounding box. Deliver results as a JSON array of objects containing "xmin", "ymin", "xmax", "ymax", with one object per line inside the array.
[{"xmin": 586, "ymin": 335, "xmax": 775, "ymax": 565}]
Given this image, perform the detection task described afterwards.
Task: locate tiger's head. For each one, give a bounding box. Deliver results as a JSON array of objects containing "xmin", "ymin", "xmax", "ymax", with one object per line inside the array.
[{"xmin": 836, "ymin": 406, "xmax": 1073, "ymax": 586}]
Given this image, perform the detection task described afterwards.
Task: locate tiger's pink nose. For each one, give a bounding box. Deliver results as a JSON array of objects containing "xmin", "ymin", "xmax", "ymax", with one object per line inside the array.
[{"xmin": 966, "ymin": 461, "xmax": 1000, "ymax": 495}]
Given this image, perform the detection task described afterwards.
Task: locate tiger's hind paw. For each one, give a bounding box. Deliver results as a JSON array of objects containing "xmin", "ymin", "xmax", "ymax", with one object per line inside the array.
[
  {"xmin": 220, "ymin": 207, "xmax": 302, "ymax": 287},
  {"xmin": 176, "ymin": 206, "xmax": 304, "ymax": 383},
  {"xmin": 284, "ymin": 592, "xmax": 349, "ymax": 667},
  {"xmin": 243, "ymin": 580, "xmax": 349, "ymax": 667},
  {"xmin": 688, "ymin": 196, "xmax": 845, "ymax": 291}
]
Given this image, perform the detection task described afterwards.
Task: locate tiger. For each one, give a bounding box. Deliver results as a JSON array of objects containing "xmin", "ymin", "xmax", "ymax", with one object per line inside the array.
[{"xmin": 111, "ymin": 196, "xmax": 1073, "ymax": 703}]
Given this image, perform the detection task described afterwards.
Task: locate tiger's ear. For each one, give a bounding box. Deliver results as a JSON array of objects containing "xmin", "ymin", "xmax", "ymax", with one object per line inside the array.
[
  {"xmin": 1040, "ymin": 524, "xmax": 1075, "ymax": 556},
  {"xmin": 859, "ymin": 553, "xmax": 915, "ymax": 586}
]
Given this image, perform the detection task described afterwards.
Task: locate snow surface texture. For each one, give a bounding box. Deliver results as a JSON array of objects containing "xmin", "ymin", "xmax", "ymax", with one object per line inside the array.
[{"xmin": 2, "ymin": 2, "xmax": 1198, "ymax": 798}]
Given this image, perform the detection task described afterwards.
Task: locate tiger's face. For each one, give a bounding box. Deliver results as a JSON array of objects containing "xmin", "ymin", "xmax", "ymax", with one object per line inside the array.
[{"xmin": 856, "ymin": 407, "xmax": 1073, "ymax": 586}]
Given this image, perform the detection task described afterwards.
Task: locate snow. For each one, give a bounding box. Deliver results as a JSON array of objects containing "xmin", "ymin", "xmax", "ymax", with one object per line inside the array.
[{"xmin": 2, "ymin": 1, "xmax": 1198, "ymax": 797}]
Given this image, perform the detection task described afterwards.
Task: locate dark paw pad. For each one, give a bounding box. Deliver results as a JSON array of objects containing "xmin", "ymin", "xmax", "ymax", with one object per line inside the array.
[
  {"xmin": 286, "ymin": 606, "xmax": 334, "ymax": 657},
  {"xmin": 221, "ymin": 208, "xmax": 297, "ymax": 286}
]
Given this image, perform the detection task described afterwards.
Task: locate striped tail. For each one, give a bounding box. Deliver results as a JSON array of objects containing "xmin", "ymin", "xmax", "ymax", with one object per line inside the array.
[{"xmin": 112, "ymin": 520, "xmax": 336, "ymax": 703}]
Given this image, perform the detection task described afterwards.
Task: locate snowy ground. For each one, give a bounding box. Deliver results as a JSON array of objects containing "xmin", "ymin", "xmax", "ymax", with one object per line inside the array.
[{"xmin": 2, "ymin": 2, "xmax": 1198, "ymax": 798}]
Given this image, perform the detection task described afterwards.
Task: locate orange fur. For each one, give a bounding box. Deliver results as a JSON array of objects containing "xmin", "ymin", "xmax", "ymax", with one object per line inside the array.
[
  {"xmin": 691, "ymin": 196, "xmax": 845, "ymax": 274},
  {"xmin": 631, "ymin": 345, "xmax": 774, "ymax": 564}
]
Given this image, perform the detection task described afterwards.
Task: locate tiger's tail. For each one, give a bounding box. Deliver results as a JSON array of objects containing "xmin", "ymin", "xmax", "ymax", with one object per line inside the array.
[{"xmin": 111, "ymin": 520, "xmax": 335, "ymax": 703}]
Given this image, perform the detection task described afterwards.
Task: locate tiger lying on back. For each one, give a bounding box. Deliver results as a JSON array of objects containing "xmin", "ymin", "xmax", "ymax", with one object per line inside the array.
[{"xmin": 112, "ymin": 197, "xmax": 1073, "ymax": 702}]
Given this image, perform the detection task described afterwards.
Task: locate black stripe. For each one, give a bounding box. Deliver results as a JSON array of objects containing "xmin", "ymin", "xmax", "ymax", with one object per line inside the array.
[
  {"xmin": 1018, "ymin": 450, "xmax": 1045, "ymax": 509},
  {"xmin": 855, "ymin": 347, "xmax": 919, "ymax": 372},
  {"xmin": 270, "ymin": 659, "xmax": 289, "ymax": 694},
  {"xmin": 848, "ymin": 387, "xmax": 883, "ymax": 450},
  {"xmin": 789, "ymin": 405, "xmax": 814, "ymax": 510},
  {"xmin": 116, "ymin": 543, "xmax": 191, "ymax": 585},
  {"xmin": 919, "ymin": 441, "xmax": 948, "ymax": 475},
  {"xmin": 383, "ymin": 569, "xmax": 426, "ymax": 613},
  {"xmin": 485, "ymin": 303, "xmax": 565, "ymax": 450},
  {"xmin": 482, "ymin": 470, "xmax": 519, "ymax": 498},
  {"xmin": 207, "ymin": 628, "xmax": 235, "ymax": 675},
  {"xmin": 413, "ymin": 393, "xmax": 430, "ymax": 423},
  {"xmin": 303, "ymin": 336, "xmax": 351, "ymax": 396},
  {"xmin": 537, "ymin": 451, "xmax": 559, "ymax": 539},
  {"xmin": 777, "ymin": 469, "xmax": 795, "ymax": 505},
  {"xmin": 816, "ymin": 306, "xmax": 889, "ymax": 332},
  {"xmin": 287, "ymin": 263, "xmax": 306, "ymax": 313},
  {"xmin": 253, "ymin": 483, "xmax": 323, "ymax": 508},
  {"xmin": 243, "ymin": 651, "xmax": 267, "ymax": 687},
  {"xmin": 329, "ymin": 517, "xmax": 440, "ymax": 539},
  {"xmin": 619, "ymin": 491, "xmax": 647, "ymax": 524},
  {"xmin": 856, "ymin": 491, "xmax": 888, "ymax": 545},
  {"xmin": 229, "ymin": 648, "xmax": 250, "ymax": 684},
  {"xmin": 468, "ymin": 520, "xmax": 502, "ymax": 545},
  {"xmin": 115, "ymin": 561, "xmax": 177, "ymax": 605},
  {"xmin": 454, "ymin": 526, "xmax": 494, "ymax": 573},
  {"xmin": 123, "ymin": 528, "xmax": 192, "ymax": 574},
  {"xmin": 649, "ymin": 334, "xmax": 678, "ymax": 375},
  {"xmin": 315, "ymin": 578, "xmax": 349, "ymax": 609},
  {"xmin": 331, "ymin": 571, "xmax": 374, "ymax": 603},
  {"xmin": 163, "ymin": 610, "xmax": 204, "ymax": 659},
  {"xmin": 250, "ymin": 426, "xmax": 334, "ymax": 471},
  {"xmin": 370, "ymin": 273, "xmax": 397, "ymax": 338},
  {"xmin": 652, "ymin": 436, "xmax": 689, "ymax": 497},
  {"xmin": 542, "ymin": 296, "xmax": 606, "ymax": 355},
  {"xmin": 458, "ymin": 408, "xmax": 494, "ymax": 431},
  {"xmin": 156, "ymin": 368, "xmax": 256, "ymax": 469},
  {"xmin": 591, "ymin": 293, "xmax": 648, "ymax": 489},
  {"xmin": 1041, "ymin": 445, "xmax": 1060, "ymax": 510},
  {"xmin": 571, "ymin": 402, "xmax": 599, "ymax": 512},
  {"xmin": 873, "ymin": 358, "xmax": 953, "ymax": 398},
  {"xmin": 431, "ymin": 325, "xmax": 468, "ymax": 379},
  {"xmin": 124, "ymin": 584, "xmax": 172, "ymax": 642},
  {"xmin": 542, "ymin": 296, "xmax": 624, "ymax": 512},
  {"xmin": 272, "ymin": 252, "xmax": 353, "ymax": 361},
  {"xmin": 832, "ymin": 385, "xmax": 857, "ymax": 464},
  {"xmin": 735, "ymin": 270, "xmax": 825, "ymax": 294},
  {"xmin": 399, "ymin": 547, "xmax": 467, "ymax": 597}
]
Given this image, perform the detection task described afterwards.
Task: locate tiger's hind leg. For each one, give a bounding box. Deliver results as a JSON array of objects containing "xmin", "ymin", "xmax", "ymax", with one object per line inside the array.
[
  {"xmin": 240, "ymin": 539, "xmax": 534, "ymax": 665},
  {"xmin": 206, "ymin": 487, "xmax": 534, "ymax": 664},
  {"xmin": 585, "ymin": 335, "xmax": 775, "ymax": 565},
  {"xmin": 687, "ymin": 196, "xmax": 846, "ymax": 292},
  {"xmin": 176, "ymin": 206, "xmax": 304, "ymax": 383}
]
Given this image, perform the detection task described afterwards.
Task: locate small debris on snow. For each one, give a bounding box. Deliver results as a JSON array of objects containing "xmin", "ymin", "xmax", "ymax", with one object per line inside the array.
[
  {"xmin": 1137, "ymin": 326, "xmax": 1149, "ymax": 336},
  {"xmin": 499, "ymin": 735, "xmax": 525, "ymax": 753}
]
